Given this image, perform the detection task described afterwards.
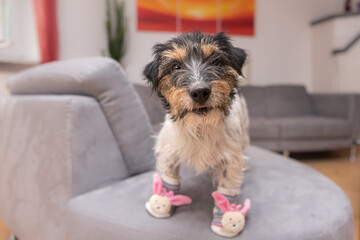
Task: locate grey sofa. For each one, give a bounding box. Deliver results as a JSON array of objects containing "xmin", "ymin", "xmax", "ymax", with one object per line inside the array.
[
  {"xmin": 240, "ymin": 85, "xmax": 360, "ymax": 157},
  {"xmin": 0, "ymin": 58, "xmax": 354, "ymax": 240}
]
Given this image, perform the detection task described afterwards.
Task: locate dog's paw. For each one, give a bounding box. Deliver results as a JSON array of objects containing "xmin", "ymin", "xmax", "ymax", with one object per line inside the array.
[
  {"xmin": 145, "ymin": 173, "xmax": 191, "ymax": 218},
  {"xmin": 211, "ymin": 192, "xmax": 251, "ymax": 237},
  {"xmin": 145, "ymin": 198, "xmax": 171, "ymax": 218}
]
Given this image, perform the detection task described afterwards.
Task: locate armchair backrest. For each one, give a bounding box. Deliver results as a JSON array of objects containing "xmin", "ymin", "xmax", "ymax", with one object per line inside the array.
[{"xmin": 7, "ymin": 57, "xmax": 156, "ymax": 175}]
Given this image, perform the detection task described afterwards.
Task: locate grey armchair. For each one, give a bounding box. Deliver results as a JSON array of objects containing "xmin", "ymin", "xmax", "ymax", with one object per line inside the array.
[{"xmin": 0, "ymin": 58, "xmax": 354, "ymax": 240}]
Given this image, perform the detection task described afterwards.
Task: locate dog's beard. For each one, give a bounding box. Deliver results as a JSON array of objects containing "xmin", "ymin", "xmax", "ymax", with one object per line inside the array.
[
  {"xmin": 175, "ymin": 107, "xmax": 229, "ymax": 174},
  {"xmin": 161, "ymin": 80, "xmax": 234, "ymax": 121},
  {"xmin": 178, "ymin": 107, "xmax": 226, "ymax": 129},
  {"xmin": 192, "ymin": 106, "xmax": 213, "ymax": 115},
  {"xmin": 172, "ymin": 102, "xmax": 231, "ymax": 121}
]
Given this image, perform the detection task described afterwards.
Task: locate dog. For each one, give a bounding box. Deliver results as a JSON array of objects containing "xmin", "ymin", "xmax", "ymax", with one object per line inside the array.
[{"xmin": 144, "ymin": 31, "xmax": 249, "ymax": 200}]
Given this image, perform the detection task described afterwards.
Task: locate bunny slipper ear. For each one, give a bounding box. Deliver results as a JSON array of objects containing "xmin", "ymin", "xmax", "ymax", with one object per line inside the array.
[
  {"xmin": 170, "ymin": 195, "xmax": 192, "ymax": 206},
  {"xmin": 153, "ymin": 173, "xmax": 163, "ymax": 195},
  {"xmin": 212, "ymin": 191, "xmax": 230, "ymax": 213},
  {"xmin": 240, "ymin": 199, "xmax": 251, "ymax": 216}
]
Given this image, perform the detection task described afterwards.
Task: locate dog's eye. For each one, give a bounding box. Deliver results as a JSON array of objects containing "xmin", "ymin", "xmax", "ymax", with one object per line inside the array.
[
  {"xmin": 172, "ymin": 64, "xmax": 181, "ymax": 72},
  {"xmin": 210, "ymin": 59, "xmax": 221, "ymax": 66}
]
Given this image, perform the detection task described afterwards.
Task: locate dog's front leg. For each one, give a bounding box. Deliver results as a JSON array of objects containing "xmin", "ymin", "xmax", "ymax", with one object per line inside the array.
[
  {"xmin": 154, "ymin": 121, "xmax": 182, "ymax": 188},
  {"xmin": 211, "ymin": 156, "xmax": 245, "ymax": 236},
  {"xmin": 145, "ymin": 152, "xmax": 192, "ymax": 218},
  {"xmin": 156, "ymin": 152, "xmax": 181, "ymax": 188},
  {"xmin": 145, "ymin": 138, "xmax": 193, "ymax": 218}
]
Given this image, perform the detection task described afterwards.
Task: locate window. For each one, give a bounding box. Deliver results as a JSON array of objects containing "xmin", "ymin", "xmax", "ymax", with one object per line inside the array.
[{"xmin": 0, "ymin": 0, "xmax": 12, "ymax": 48}]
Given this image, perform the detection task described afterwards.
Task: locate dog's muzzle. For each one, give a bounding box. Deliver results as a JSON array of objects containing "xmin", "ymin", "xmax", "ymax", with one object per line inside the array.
[{"xmin": 189, "ymin": 84, "xmax": 211, "ymax": 105}]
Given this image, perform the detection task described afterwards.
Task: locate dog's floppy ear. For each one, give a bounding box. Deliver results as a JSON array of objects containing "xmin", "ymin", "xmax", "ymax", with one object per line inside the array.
[
  {"xmin": 230, "ymin": 47, "xmax": 247, "ymax": 77},
  {"xmin": 144, "ymin": 43, "xmax": 168, "ymax": 90},
  {"xmin": 143, "ymin": 60, "xmax": 160, "ymax": 91}
]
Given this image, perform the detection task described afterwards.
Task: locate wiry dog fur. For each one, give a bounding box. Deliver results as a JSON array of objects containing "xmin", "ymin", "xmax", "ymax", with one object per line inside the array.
[{"xmin": 144, "ymin": 32, "xmax": 249, "ymax": 196}]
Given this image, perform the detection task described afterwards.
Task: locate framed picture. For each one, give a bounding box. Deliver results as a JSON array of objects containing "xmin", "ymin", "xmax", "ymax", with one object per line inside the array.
[{"xmin": 137, "ymin": 0, "xmax": 255, "ymax": 36}]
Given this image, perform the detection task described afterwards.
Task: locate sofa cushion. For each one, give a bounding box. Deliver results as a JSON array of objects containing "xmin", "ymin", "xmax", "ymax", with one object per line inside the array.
[
  {"xmin": 278, "ymin": 117, "xmax": 351, "ymax": 139},
  {"xmin": 265, "ymin": 85, "xmax": 313, "ymax": 118},
  {"xmin": 241, "ymin": 86, "xmax": 266, "ymax": 118},
  {"xmin": 249, "ymin": 118, "xmax": 280, "ymax": 139}
]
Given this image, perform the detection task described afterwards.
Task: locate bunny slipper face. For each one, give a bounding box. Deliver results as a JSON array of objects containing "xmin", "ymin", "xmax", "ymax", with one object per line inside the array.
[
  {"xmin": 149, "ymin": 194, "xmax": 172, "ymax": 216},
  {"xmin": 221, "ymin": 211, "xmax": 245, "ymax": 233}
]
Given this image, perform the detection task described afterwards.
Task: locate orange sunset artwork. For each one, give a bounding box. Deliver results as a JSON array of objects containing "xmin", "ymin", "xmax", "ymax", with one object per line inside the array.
[{"xmin": 137, "ymin": 0, "xmax": 255, "ymax": 36}]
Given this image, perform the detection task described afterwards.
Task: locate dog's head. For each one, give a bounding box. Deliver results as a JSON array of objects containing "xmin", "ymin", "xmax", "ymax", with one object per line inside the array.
[{"xmin": 144, "ymin": 31, "xmax": 247, "ymax": 121}]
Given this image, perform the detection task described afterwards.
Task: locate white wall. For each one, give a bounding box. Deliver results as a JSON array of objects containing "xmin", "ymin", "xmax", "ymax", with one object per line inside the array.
[
  {"xmin": 0, "ymin": 0, "xmax": 39, "ymax": 64},
  {"xmin": 57, "ymin": 0, "xmax": 107, "ymax": 59},
  {"xmin": 1, "ymin": 0, "xmax": 345, "ymax": 90},
  {"xmin": 57, "ymin": 0, "xmax": 343, "ymax": 89},
  {"xmin": 312, "ymin": 15, "xmax": 360, "ymax": 93},
  {"xmin": 124, "ymin": 0, "xmax": 343, "ymax": 89}
]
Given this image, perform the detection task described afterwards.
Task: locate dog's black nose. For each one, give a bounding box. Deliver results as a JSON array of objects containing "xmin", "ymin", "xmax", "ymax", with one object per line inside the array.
[{"xmin": 190, "ymin": 87, "xmax": 211, "ymax": 104}]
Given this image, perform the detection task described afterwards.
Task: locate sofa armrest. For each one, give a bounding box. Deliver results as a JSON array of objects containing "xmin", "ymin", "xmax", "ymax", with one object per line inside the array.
[
  {"xmin": 310, "ymin": 93, "xmax": 360, "ymax": 140},
  {"xmin": 0, "ymin": 95, "xmax": 128, "ymax": 239}
]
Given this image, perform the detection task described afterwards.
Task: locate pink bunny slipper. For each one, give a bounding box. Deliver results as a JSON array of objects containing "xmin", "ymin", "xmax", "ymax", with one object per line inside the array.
[
  {"xmin": 211, "ymin": 191, "xmax": 251, "ymax": 237},
  {"xmin": 145, "ymin": 173, "xmax": 192, "ymax": 218}
]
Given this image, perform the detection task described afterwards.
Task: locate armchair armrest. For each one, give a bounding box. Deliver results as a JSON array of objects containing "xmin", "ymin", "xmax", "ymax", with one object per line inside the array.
[
  {"xmin": 310, "ymin": 93, "xmax": 360, "ymax": 140},
  {"xmin": 0, "ymin": 95, "xmax": 128, "ymax": 239}
]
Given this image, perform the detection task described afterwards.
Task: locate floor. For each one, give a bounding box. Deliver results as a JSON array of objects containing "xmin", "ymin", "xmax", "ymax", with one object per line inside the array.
[
  {"xmin": 0, "ymin": 220, "xmax": 9, "ymax": 240},
  {"xmin": 298, "ymin": 148, "xmax": 360, "ymax": 240},
  {"xmin": 0, "ymin": 148, "xmax": 358, "ymax": 240}
]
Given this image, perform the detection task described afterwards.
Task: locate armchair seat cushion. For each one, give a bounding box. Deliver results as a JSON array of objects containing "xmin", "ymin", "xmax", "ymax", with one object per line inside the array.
[
  {"xmin": 278, "ymin": 117, "xmax": 350, "ymax": 140},
  {"xmin": 67, "ymin": 146, "xmax": 353, "ymax": 240}
]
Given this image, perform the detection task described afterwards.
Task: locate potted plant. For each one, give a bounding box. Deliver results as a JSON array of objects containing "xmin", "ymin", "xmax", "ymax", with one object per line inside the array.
[{"xmin": 104, "ymin": 0, "xmax": 125, "ymax": 63}]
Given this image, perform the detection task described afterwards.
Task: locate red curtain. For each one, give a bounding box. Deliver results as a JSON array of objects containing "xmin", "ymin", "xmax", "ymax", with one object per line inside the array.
[{"xmin": 33, "ymin": 0, "xmax": 59, "ymax": 63}]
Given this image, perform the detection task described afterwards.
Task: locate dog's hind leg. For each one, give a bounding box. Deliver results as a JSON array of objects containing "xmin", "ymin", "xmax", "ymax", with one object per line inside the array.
[{"xmin": 215, "ymin": 155, "xmax": 244, "ymax": 196}]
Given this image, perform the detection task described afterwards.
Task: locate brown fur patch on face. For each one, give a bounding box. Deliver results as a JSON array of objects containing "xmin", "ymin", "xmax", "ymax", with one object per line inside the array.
[
  {"xmin": 209, "ymin": 80, "xmax": 232, "ymax": 109},
  {"xmin": 169, "ymin": 88, "xmax": 193, "ymax": 119},
  {"xmin": 163, "ymin": 44, "xmax": 187, "ymax": 62},
  {"xmin": 158, "ymin": 76, "xmax": 173, "ymax": 100},
  {"xmin": 207, "ymin": 66, "xmax": 238, "ymax": 110},
  {"xmin": 158, "ymin": 76, "xmax": 193, "ymax": 120},
  {"xmin": 201, "ymin": 44, "xmax": 218, "ymax": 58},
  {"xmin": 223, "ymin": 66, "xmax": 238, "ymax": 89}
]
